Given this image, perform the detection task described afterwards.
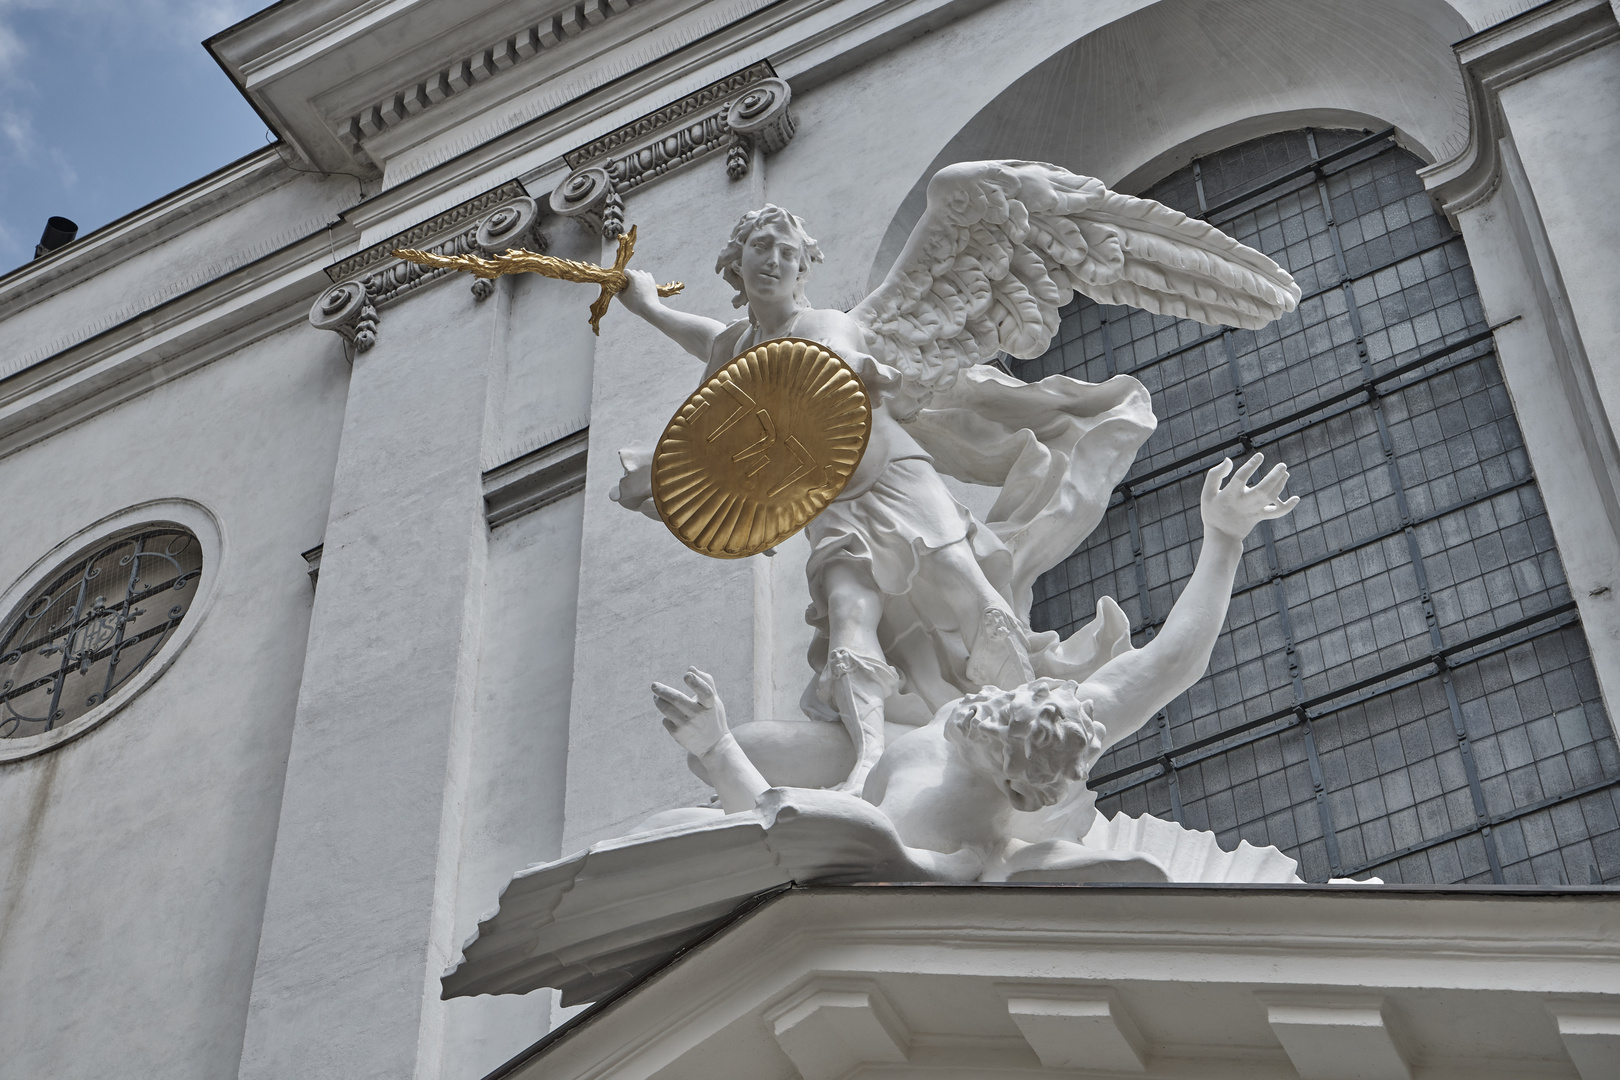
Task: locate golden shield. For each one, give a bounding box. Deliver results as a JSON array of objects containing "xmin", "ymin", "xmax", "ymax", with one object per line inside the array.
[{"xmin": 652, "ymin": 337, "xmax": 872, "ymax": 558}]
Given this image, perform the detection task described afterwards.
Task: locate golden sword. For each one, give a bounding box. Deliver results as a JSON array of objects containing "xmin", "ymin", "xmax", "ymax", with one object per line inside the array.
[{"xmin": 393, "ymin": 225, "xmax": 683, "ymax": 335}]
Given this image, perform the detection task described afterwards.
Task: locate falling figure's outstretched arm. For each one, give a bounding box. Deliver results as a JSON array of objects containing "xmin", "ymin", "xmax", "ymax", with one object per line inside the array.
[
  {"xmin": 651, "ymin": 668, "xmax": 770, "ymax": 813},
  {"xmin": 1079, "ymin": 454, "xmax": 1299, "ymax": 749}
]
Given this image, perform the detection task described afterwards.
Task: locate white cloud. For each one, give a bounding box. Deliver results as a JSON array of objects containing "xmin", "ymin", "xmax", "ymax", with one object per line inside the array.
[
  {"xmin": 0, "ymin": 20, "xmax": 22, "ymax": 87},
  {"xmin": 0, "ymin": 0, "xmax": 260, "ymax": 57},
  {"xmin": 48, "ymin": 145, "xmax": 75, "ymax": 187},
  {"xmin": 0, "ymin": 105, "xmax": 34, "ymax": 159}
]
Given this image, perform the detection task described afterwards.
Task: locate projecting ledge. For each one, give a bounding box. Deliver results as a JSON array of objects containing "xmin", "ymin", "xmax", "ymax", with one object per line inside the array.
[
  {"xmin": 483, "ymin": 429, "xmax": 588, "ymax": 527},
  {"xmin": 481, "ymin": 885, "xmax": 1620, "ymax": 1080}
]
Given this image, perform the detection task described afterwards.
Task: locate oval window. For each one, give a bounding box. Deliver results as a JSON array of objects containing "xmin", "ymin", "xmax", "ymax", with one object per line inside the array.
[{"xmin": 0, "ymin": 526, "xmax": 202, "ymax": 740}]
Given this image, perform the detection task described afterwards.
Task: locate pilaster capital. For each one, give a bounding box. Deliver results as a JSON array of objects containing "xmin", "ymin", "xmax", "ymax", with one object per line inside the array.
[{"xmin": 307, "ymin": 180, "xmax": 545, "ymax": 347}]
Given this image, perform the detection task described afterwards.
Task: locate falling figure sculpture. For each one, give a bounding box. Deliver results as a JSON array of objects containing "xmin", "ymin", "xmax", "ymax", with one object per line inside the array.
[{"xmin": 651, "ymin": 452, "xmax": 1300, "ymax": 882}]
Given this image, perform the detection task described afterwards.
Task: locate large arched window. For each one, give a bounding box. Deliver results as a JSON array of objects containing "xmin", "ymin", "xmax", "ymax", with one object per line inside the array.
[{"xmin": 1017, "ymin": 128, "xmax": 1620, "ymax": 884}]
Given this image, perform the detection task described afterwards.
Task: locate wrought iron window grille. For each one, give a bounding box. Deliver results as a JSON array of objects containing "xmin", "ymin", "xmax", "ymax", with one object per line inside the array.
[{"xmin": 0, "ymin": 527, "xmax": 201, "ymax": 740}]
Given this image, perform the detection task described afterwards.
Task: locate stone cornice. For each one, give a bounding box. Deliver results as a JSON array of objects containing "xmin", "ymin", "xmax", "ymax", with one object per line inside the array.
[
  {"xmin": 0, "ymin": 0, "xmax": 988, "ymax": 452},
  {"xmin": 335, "ymin": 1, "xmax": 639, "ymax": 169},
  {"xmin": 1420, "ymin": 0, "xmax": 1620, "ymax": 224},
  {"xmin": 0, "ymin": 229, "xmax": 339, "ymax": 462},
  {"xmin": 334, "ymin": 0, "xmax": 978, "ymax": 245},
  {"xmin": 483, "ymin": 428, "xmax": 589, "ymax": 527},
  {"xmin": 505, "ymin": 885, "xmax": 1620, "ymax": 1080},
  {"xmin": 0, "ymin": 148, "xmax": 303, "ymax": 319}
]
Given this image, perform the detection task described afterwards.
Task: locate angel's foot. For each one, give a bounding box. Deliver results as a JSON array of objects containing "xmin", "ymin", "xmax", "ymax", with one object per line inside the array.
[
  {"xmin": 820, "ymin": 648, "xmax": 899, "ymax": 795},
  {"xmin": 966, "ymin": 607, "xmax": 1035, "ymax": 690}
]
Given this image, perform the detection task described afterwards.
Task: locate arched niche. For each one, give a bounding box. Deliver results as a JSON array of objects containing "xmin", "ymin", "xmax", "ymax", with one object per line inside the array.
[{"xmin": 867, "ymin": 0, "xmax": 1474, "ymax": 290}]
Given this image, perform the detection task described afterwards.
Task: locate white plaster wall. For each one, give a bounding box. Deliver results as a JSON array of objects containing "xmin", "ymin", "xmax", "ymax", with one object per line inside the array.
[
  {"xmin": 239, "ymin": 278, "xmax": 496, "ymax": 1080},
  {"xmin": 1457, "ymin": 36, "xmax": 1620, "ymax": 729},
  {"xmin": 1500, "ymin": 42, "xmax": 1620, "ymax": 481},
  {"xmin": 441, "ymin": 491, "xmax": 586, "ymax": 1080},
  {"xmin": 0, "ymin": 320, "xmax": 349, "ymax": 1079},
  {"xmin": 484, "ymin": 224, "xmax": 603, "ymax": 471},
  {"xmin": 560, "ymin": 166, "xmax": 770, "ymax": 852}
]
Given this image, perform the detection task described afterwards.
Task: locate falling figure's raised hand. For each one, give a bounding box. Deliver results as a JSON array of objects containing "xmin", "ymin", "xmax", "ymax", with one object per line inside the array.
[
  {"xmin": 1200, "ymin": 453, "xmax": 1300, "ymax": 542},
  {"xmin": 651, "ymin": 667, "xmax": 729, "ymax": 758}
]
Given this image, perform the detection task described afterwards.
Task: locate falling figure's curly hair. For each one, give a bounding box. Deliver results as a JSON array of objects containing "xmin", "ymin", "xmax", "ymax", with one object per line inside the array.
[
  {"xmin": 716, "ymin": 204, "xmax": 824, "ymax": 309},
  {"xmin": 943, "ymin": 678, "xmax": 1104, "ymax": 812}
]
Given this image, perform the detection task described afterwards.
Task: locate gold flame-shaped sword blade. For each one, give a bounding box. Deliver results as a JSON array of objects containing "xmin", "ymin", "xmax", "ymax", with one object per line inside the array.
[{"xmin": 394, "ymin": 225, "xmax": 683, "ymax": 335}]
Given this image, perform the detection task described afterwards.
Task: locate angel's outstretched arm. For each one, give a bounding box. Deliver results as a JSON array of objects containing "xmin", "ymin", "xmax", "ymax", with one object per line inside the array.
[
  {"xmin": 652, "ymin": 668, "xmax": 770, "ymax": 813},
  {"xmin": 1080, "ymin": 454, "xmax": 1299, "ymax": 748},
  {"xmin": 619, "ymin": 269, "xmax": 730, "ymax": 362}
]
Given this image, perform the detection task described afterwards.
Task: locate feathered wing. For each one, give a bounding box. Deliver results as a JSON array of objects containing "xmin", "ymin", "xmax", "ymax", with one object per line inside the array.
[{"xmin": 851, "ymin": 160, "xmax": 1301, "ymax": 395}]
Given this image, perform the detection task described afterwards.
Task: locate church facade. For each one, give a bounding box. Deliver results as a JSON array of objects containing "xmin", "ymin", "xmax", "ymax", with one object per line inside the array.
[{"xmin": 0, "ymin": 1, "xmax": 1617, "ymax": 1078}]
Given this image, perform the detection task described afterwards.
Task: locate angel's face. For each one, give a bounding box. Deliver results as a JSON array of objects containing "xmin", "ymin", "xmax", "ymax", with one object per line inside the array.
[{"xmin": 738, "ymin": 221, "xmax": 804, "ymax": 306}]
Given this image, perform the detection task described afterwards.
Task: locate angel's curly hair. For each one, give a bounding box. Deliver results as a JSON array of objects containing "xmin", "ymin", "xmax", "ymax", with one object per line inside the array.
[{"xmin": 715, "ymin": 205, "xmax": 824, "ymax": 310}]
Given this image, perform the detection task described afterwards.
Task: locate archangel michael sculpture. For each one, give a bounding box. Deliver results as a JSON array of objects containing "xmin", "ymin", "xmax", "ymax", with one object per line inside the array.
[
  {"xmin": 437, "ymin": 162, "xmax": 1390, "ymax": 1006},
  {"xmin": 611, "ymin": 160, "xmax": 1301, "ymax": 798}
]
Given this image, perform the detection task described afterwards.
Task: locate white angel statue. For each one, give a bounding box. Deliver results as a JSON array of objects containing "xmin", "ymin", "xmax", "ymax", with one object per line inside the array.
[{"xmin": 612, "ymin": 160, "xmax": 1300, "ymax": 794}]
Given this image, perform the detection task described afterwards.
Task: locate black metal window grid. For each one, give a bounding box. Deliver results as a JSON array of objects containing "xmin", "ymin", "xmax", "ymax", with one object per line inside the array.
[
  {"xmin": 0, "ymin": 527, "xmax": 201, "ymax": 738},
  {"xmin": 1016, "ymin": 129, "xmax": 1620, "ymax": 885}
]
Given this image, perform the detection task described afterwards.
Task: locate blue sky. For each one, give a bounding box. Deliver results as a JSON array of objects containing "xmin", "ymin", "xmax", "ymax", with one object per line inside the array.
[{"xmin": 0, "ymin": 0, "xmax": 267, "ymax": 271}]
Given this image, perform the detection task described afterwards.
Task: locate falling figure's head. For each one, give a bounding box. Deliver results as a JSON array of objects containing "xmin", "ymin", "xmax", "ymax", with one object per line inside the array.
[
  {"xmin": 943, "ymin": 678, "xmax": 1104, "ymax": 812},
  {"xmin": 716, "ymin": 204, "xmax": 824, "ymax": 310}
]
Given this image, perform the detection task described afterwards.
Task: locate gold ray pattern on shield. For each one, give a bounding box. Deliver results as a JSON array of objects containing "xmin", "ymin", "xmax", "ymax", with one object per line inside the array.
[{"xmin": 652, "ymin": 338, "xmax": 871, "ymax": 559}]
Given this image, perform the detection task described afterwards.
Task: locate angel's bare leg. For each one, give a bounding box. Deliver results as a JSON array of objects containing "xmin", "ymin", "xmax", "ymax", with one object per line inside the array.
[
  {"xmin": 923, "ymin": 539, "xmax": 1034, "ymax": 690},
  {"xmin": 820, "ymin": 561, "xmax": 899, "ymax": 791}
]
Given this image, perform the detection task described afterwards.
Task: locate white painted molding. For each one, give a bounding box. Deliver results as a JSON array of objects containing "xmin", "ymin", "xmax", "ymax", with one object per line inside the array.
[
  {"xmin": 500, "ymin": 888, "xmax": 1620, "ymax": 1080},
  {"xmin": 0, "ymin": 148, "xmax": 298, "ymax": 321},
  {"xmin": 1420, "ymin": 0, "xmax": 1620, "ymax": 225},
  {"xmin": 340, "ymin": 1, "xmax": 638, "ymax": 167},
  {"xmin": 208, "ymin": 0, "xmax": 647, "ymax": 175},
  {"xmin": 764, "ymin": 978, "xmax": 910, "ymax": 1080},
  {"xmin": 1547, "ymin": 1002, "xmax": 1620, "ymax": 1080},
  {"xmin": 0, "ymin": 499, "xmax": 227, "ymax": 763},
  {"xmin": 1258, "ymin": 994, "xmax": 1411, "ymax": 1080},
  {"xmin": 0, "ymin": 232, "xmax": 336, "ymax": 464},
  {"xmin": 483, "ymin": 429, "xmax": 589, "ymax": 527},
  {"xmin": 1003, "ymin": 987, "xmax": 1148, "ymax": 1071},
  {"xmin": 330, "ymin": 0, "xmax": 985, "ymax": 239}
]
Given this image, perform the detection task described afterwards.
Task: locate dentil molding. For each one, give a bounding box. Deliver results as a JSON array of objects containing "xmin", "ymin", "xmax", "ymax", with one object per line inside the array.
[{"xmin": 341, "ymin": 0, "xmax": 639, "ymax": 167}]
